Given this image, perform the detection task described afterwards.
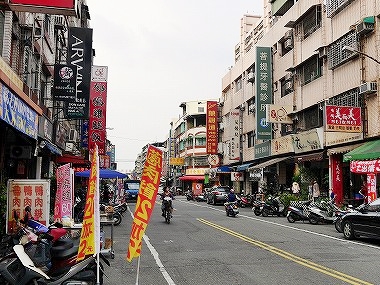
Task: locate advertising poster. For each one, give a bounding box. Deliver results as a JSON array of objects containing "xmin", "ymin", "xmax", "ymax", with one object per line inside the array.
[
  {"xmin": 206, "ymin": 101, "xmax": 218, "ymax": 154},
  {"xmin": 127, "ymin": 145, "xmax": 163, "ymax": 262},
  {"xmin": 54, "ymin": 163, "xmax": 74, "ymax": 221},
  {"xmin": 6, "ymin": 179, "xmax": 50, "ymax": 233}
]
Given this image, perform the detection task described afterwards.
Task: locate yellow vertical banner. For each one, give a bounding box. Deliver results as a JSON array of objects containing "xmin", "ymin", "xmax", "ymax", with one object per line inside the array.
[
  {"xmin": 127, "ymin": 145, "xmax": 162, "ymax": 262},
  {"xmin": 77, "ymin": 145, "xmax": 100, "ymax": 261}
]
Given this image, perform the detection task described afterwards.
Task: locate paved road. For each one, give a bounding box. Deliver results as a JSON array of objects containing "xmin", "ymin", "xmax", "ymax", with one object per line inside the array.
[{"xmin": 102, "ymin": 196, "xmax": 380, "ymax": 285}]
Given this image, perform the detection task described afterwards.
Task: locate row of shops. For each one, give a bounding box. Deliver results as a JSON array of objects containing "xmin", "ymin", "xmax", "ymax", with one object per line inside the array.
[{"xmin": 178, "ymin": 132, "xmax": 380, "ymax": 206}]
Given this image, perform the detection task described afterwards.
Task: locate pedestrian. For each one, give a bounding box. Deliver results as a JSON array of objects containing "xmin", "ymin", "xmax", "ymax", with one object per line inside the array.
[
  {"xmin": 312, "ymin": 180, "xmax": 320, "ymax": 202},
  {"xmin": 292, "ymin": 181, "xmax": 300, "ymax": 196},
  {"xmin": 308, "ymin": 182, "xmax": 313, "ymax": 200}
]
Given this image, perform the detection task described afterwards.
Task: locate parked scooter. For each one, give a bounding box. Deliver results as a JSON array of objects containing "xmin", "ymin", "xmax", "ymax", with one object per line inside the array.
[
  {"xmin": 307, "ymin": 198, "xmax": 340, "ymax": 224},
  {"xmin": 186, "ymin": 192, "xmax": 194, "ymax": 201},
  {"xmin": 252, "ymin": 199, "xmax": 265, "ymax": 216},
  {"xmin": 286, "ymin": 200, "xmax": 313, "ymax": 223},
  {"xmin": 224, "ymin": 201, "xmax": 239, "ymax": 217},
  {"xmin": 237, "ymin": 194, "xmax": 253, "ymax": 208},
  {"xmin": 261, "ymin": 196, "xmax": 286, "ymax": 217}
]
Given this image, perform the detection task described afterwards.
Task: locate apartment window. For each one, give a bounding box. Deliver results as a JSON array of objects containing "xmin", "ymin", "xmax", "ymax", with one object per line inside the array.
[
  {"xmin": 329, "ymin": 88, "xmax": 363, "ymax": 107},
  {"xmin": 195, "ymin": 136, "xmax": 206, "ymax": 146},
  {"xmin": 235, "ymin": 76, "xmax": 242, "ymax": 92},
  {"xmin": 328, "ymin": 31, "xmax": 357, "ymax": 69},
  {"xmin": 247, "ymin": 131, "xmax": 255, "ymax": 148},
  {"xmin": 326, "ymin": 0, "xmax": 355, "ymax": 18},
  {"xmin": 280, "ymin": 78, "xmax": 293, "ymax": 97},
  {"xmin": 297, "ymin": 55, "xmax": 323, "ymax": 85},
  {"xmin": 186, "ymin": 136, "xmax": 193, "ymax": 148},
  {"xmin": 294, "ymin": 5, "xmax": 322, "ymax": 40}
]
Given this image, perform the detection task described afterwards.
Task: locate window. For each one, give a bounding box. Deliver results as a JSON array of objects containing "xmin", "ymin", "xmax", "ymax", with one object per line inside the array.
[
  {"xmin": 247, "ymin": 99, "xmax": 255, "ymax": 115},
  {"xmin": 329, "ymin": 88, "xmax": 363, "ymax": 107},
  {"xmin": 247, "ymin": 131, "xmax": 255, "ymax": 148},
  {"xmin": 294, "ymin": 5, "xmax": 322, "ymax": 40},
  {"xmin": 280, "ymin": 77, "xmax": 293, "ymax": 97},
  {"xmin": 326, "ymin": 0, "xmax": 355, "ymax": 18},
  {"xmin": 297, "ymin": 56, "xmax": 323, "ymax": 85},
  {"xmin": 235, "ymin": 76, "xmax": 242, "ymax": 92},
  {"xmin": 195, "ymin": 136, "xmax": 206, "ymax": 146}
]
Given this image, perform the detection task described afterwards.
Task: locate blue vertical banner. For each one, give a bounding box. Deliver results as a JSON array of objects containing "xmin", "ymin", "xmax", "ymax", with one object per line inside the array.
[{"xmin": 255, "ymin": 46, "xmax": 273, "ymax": 140}]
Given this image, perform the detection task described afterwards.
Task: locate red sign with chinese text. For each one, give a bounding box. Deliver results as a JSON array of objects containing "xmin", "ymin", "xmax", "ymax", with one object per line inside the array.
[
  {"xmin": 54, "ymin": 163, "xmax": 73, "ymax": 221},
  {"xmin": 325, "ymin": 105, "xmax": 362, "ymax": 132},
  {"xmin": 127, "ymin": 145, "xmax": 163, "ymax": 262},
  {"xmin": 89, "ymin": 81, "xmax": 107, "ymax": 155},
  {"xmin": 350, "ymin": 160, "xmax": 380, "ymax": 174},
  {"xmin": 206, "ymin": 101, "xmax": 218, "ymax": 154},
  {"xmin": 367, "ymin": 173, "xmax": 377, "ymax": 203},
  {"xmin": 10, "ymin": 0, "xmax": 74, "ymax": 8},
  {"xmin": 330, "ymin": 154, "xmax": 343, "ymax": 205}
]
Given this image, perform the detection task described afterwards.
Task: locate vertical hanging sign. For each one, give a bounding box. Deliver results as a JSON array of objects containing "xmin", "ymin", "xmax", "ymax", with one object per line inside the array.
[
  {"xmin": 206, "ymin": 101, "xmax": 218, "ymax": 154},
  {"xmin": 89, "ymin": 66, "xmax": 108, "ymax": 155},
  {"xmin": 66, "ymin": 27, "xmax": 93, "ymax": 119},
  {"xmin": 255, "ymin": 46, "xmax": 273, "ymax": 140},
  {"xmin": 229, "ymin": 110, "xmax": 240, "ymax": 161}
]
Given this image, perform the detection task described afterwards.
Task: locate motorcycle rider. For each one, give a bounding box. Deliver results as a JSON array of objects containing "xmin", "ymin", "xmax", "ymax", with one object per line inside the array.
[
  {"xmin": 227, "ymin": 188, "xmax": 237, "ymax": 203},
  {"xmin": 160, "ymin": 186, "xmax": 174, "ymax": 217}
]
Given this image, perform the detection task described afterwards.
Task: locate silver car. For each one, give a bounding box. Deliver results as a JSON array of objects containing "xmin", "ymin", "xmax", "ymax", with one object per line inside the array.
[{"xmin": 206, "ymin": 186, "xmax": 230, "ymax": 205}]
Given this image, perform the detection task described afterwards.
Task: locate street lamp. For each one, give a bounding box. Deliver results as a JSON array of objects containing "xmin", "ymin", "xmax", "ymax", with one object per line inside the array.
[{"xmin": 342, "ymin": 45, "xmax": 380, "ymax": 65}]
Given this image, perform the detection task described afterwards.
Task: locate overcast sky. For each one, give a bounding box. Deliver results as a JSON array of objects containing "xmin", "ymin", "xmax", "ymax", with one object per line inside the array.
[{"xmin": 87, "ymin": 0, "xmax": 264, "ymax": 172}]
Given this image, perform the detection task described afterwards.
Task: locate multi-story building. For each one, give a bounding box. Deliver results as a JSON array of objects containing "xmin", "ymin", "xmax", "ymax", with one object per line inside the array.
[
  {"xmin": 0, "ymin": 2, "xmax": 96, "ymax": 185},
  {"xmin": 220, "ymin": 0, "xmax": 380, "ymax": 204}
]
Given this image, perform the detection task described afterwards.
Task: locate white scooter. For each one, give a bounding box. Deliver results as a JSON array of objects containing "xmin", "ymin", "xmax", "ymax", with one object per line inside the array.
[{"xmin": 307, "ymin": 198, "xmax": 340, "ymax": 224}]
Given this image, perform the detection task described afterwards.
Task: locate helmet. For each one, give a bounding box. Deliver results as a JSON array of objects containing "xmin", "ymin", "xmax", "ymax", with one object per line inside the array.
[{"xmin": 230, "ymin": 189, "xmax": 234, "ymax": 193}]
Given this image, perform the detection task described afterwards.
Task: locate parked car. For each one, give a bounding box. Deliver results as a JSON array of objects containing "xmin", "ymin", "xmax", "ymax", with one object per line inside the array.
[
  {"xmin": 206, "ymin": 186, "xmax": 231, "ymax": 205},
  {"xmin": 341, "ymin": 198, "xmax": 380, "ymax": 240}
]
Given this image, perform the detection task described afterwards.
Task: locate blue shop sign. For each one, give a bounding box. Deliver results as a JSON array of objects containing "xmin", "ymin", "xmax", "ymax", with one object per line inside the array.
[{"xmin": 0, "ymin": 82, "xmax": 38, "ymax": 139}]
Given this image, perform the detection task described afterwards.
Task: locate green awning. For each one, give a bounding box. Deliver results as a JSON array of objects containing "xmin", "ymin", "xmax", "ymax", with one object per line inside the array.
[{"xmin": 343, "ymin": 140, "xmax": 380, "ymax": 162}]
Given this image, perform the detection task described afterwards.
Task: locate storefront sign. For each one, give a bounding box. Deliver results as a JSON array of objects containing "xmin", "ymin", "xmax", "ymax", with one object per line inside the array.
[
  {"xmin": 330, "ymin": 155, "xmax": 343, "ymax": 205},
  {"xmin": 350, "ymin": 160, "xmax": 380, "ymax": 174},
  {"xmin": 271, "ymin": 134, "xmax": 294, "ymax": 155},
  {"xmin": 186, "ymin": 168, "xmax": 207, "ymax": 175},
  {"xmin": 53, "ymin": 64, "xmax": 77, "ymax": 101},
  {"xmin": 88, "ymin": 66, "xmax": 108, "ymax": 155},
  {"xmin": 267, "ymin": 104, "xmax": 293, "ymax": 124},
  {"xmin": 65, "ymin": 27, "xmax": 93, "ymax": 119},
  {"xmin": 170, "ymin": 157, "xmax": 185, "ymax": 166},
  {"xmin": 6, "ymin": 179, "xmax": 50, "ymax": 234},
  {"xmin": 0, "ymin": 82, "xmax": 38, "ymax": 139},
  {"xmin": 292, "ymin": 128, "xmax": 323, "ymax": 153},
  {"xmin": 325, "ymin": 131, "xmax": 363, "ymax": 146},
  {"xmin": 206, "ymin": 101, "xmax": 218, "ymax": 154},
  {"xmin": 325, "ymin": 105, "xmax": 362, "ymax": 132},
  {"xmin": 255, "ymin": 141, "xmax": 271, "ymax": 159},
  {"xmin": 229, "ymin": 110, "xmax": 240, "ymax": 161},
  {"xmin": 255, "ymin": 46, "xmax": 272, "ymax": 140}
]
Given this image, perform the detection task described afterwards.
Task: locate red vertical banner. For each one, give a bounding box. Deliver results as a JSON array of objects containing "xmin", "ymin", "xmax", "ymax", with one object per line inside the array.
[
  {"xmin": 367, "ymin": 173, "xmax": 377, "ymax": 203},
  {"xmin": 89, "ymin": 66, "xmax": 108, "ymax": 155},
  {"xmin": 77, "ymin": 145, "xmax": 100, "ymax": 262},
  {"xmin": 127, "ymin": 145, "xmax": 163, "ymax": 262},
  {"xmin": 330, "ymin": 154, "xmax": 343, "ymax": 205},
  {"xmin": 54, "ymin": 163, "xmax": 73, "ymax": 221},
  {"xmin": 206, "ymin": 101, "xmax": 218, "ymax": 154}
]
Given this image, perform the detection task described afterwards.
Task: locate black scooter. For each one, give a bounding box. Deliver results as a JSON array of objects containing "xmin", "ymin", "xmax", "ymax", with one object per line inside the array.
[
  {"xmin": 261, "ymin": 196, "xmax": 286, "ymax": 217},
  {"xmin": 286, "ymin": 200, "xmax": 313, "ymax": 223}
]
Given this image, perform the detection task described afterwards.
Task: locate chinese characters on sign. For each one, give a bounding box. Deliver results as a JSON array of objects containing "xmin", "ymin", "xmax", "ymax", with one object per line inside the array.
[
  {"xmin": 326, "ymin": 105, "xmax": 362, "ymax": 132},
  {"xmin": 255, "ymin": 46, "xmax": 272, "ymax": 140},
  {"xmin": 330, "ymin": 155, "xmax": 343, "ymax": 205},
  {"xmin": 89, "ymin": 66, "xmax": 108, "ymax": 155},
  {"xmin": 77, "ymin": 145, "xmax": 100, "ymax": 261},
  {"xmin": 127, "ymin": 145, "xmax": 163, "ymax": 262},
  {"xmin": 229, "ymin": 110, "xmax": 240, "ymax": 161},
  {"xmin": 54, "ymin": 163, "xmax": 74, "ymax": 221},
  {"xmin": 206, "ymin": 101, "xmax": 218, "ymax": 154},
  {"xmin": 7, "ymin": 179, "xmax": 50, "ymax": 234}
]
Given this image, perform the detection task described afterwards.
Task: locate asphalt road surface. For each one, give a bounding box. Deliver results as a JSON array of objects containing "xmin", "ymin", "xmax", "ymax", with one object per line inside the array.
[{"xmin": 102, "ymin": 196, "xmax": 380, "ymax": 285}]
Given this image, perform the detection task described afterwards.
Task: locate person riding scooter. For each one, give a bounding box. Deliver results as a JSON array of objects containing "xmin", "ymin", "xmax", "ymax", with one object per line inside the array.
[
  {"xmin": 227, "ymin": 188, "xmax": 237, "ymax": 203},
  {"xmin": 160, "ymin": 187, "xmax": 174, "ymax": 217}
]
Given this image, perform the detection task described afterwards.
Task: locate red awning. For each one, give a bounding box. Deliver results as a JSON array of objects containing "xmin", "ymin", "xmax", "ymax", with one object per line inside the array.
[
  {"xmin": 56, "ymin": 154, "xmax": 90, "ymax": 167},
  {"xmin": 179, "ymin": 175, "xmax": 204, "ymax": 181}
]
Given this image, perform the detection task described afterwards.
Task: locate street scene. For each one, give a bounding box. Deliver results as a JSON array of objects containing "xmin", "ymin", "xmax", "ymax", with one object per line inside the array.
[
  {"xmin": 1, "ymin": 0, "xmax": 380, "ymax": 285},
  {"xmin": 105, "ymin": 196, "xmax": 380, "ymax": 285}
]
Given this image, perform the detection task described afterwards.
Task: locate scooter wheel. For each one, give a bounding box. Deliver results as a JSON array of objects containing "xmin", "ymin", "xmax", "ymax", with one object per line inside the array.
[
  {"xmin": 287, "ymin": 213, "xmax": 296, "ymax": 223},
  {"xmin": 309, "ymin": 214, "xmax": 319, "ymax": 225},
  {"xmin": 253, "ymin": 208, "xmax": 262, "ymax": 216},
  {"xmin": 113, "ymin": 212, "xmax": 122, "ymax": 226}
]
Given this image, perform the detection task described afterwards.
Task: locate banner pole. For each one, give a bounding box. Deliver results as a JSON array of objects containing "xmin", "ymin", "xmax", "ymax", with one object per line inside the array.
[{"xmin": 135, "ymin": 255, "xmax": 141, "ymax": 285}]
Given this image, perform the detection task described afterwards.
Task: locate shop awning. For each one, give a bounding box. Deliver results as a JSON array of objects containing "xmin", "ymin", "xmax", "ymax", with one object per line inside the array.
[
  {"xmin": 327, "ymin": 143, "xmax": 364, "ymax": 156},
  {"xmin": 179, "ymin": 175, "xmax": 204, "ymax": 181},
  {"xmin": 236, "ymin": 163, "xmax": 253, "ymax": 171},
  {"xmin": 343, "ymin": 140, "xmax": 380, "ymax": 162},
  {"xmin": 44, "ymin": 141, "xmax": 62, "ymax": 156},
  {"xmin": 248, "ymin": 156, "xmax": 290, "ymax": 171},
  {"xmin": 295, "ymin": 151, "xmax": 324, "ymax": 162},
  {"xmin": 216, "ymin": 166, "xmax": 232, "ymax": 173},
  {"xmin": 56, "ymin": 154, "xmax": 90, "ymax": 167}
]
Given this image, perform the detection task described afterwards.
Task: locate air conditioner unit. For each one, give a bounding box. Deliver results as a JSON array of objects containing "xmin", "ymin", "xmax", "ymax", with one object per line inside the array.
[
  {"xmin": 318, "ymin": 46, "xmax": 328, "ymax": 58},
  {"xmin": 284, "ymin": 38, "xmax": 293, "ymax": 50},
  {"xmin": 247, "ymin": 72, "xmax": 255, "ymax": 83},
  {"xmin": 68, "ymin": 129, "xmax": 78, "ymax": 142},
  {"xmin": 65, "ymin": 142, "xmax": 75, "ymax": 152},
  {"xmin": 284, "ymin": 30, "xmax": 293, "ymax": 40},
  {"xmin": 356, "ymin": 21, "xmax": 374, "ymax": 36},
  {"xmin": 10, "ymin": 146, "xmax": 32, "ymax": 159},
  {"xmin": 285, "ymin": 81, "xmax": 293, "ymax": 91},
  {"xmin": 359, "ymin": 82, "xmax": 377, "ymax": 95}
]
